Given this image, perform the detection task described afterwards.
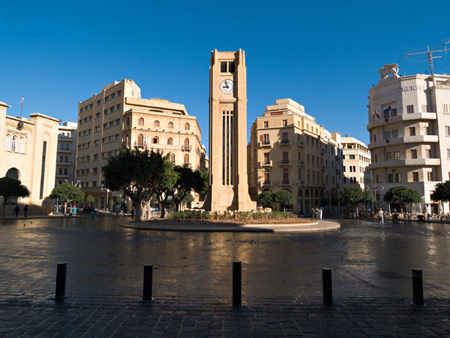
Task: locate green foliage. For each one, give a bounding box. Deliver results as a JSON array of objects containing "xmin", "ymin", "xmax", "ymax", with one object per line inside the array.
[
  {"xmin": 340, "ymin": 186, "xmax": 372, "ymax": 206},
  {"xmin": 86, "ymin": 194, "xmax": 95, "ymax": 205},
  {"xmin": 49, "ymin": 182, "xmax": 84, "ymax": 203},
  {"xmin": 384, "ymin": 186, "xmax": 421, "ymax": 206},
  {"xmin": 0, "ymin": 177, "xmax": 30, "ymax": 217},
  {"xmin": 431, "ymin": 181, "xmax": 450, "ymax": 202},
  {"xmin": 257, "ymin": 191, "xmax": 273, "ymax": 208},
  {"xmin": 272, "ymin": 190, "xmax": 295, "ymax": 211},
  {"xmin": 173, "ymin": 167, "xmax": 208, "ymax": 210},
  {"xmin": 168, "ymin": 210, "xmax": 296, "ymax": 220}
]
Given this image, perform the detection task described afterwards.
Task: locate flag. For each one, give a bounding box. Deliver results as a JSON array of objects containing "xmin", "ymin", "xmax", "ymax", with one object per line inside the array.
[
  {"xmin": 20, "ymin": 96, "xmax": 24, "ymax": 104},
  {"xmin": 375, "ymin": 109, "xmax": 380, "ymax": 119}
]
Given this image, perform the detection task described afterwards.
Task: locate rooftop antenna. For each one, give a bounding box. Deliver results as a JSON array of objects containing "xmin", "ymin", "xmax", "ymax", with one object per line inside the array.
[{"xmin": 405, "ymin": 40, "xmax": 449, "ymax": 85}]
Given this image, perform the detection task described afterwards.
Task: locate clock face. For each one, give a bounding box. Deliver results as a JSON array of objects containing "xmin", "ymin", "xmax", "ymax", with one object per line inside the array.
[{"xmin": 220, "ymin": 79, "xmax": 234, "ymax": 95}]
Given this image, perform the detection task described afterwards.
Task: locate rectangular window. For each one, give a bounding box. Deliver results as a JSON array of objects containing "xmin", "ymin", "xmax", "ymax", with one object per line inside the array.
[
  {"xmin": 111, "ymin": 93, "xmax": 116, "ymax": 99},
  {"xmin": 104, "ymin": 109, "xmax": 108, "ymax": 115},
  {"xmin": 412, "ymin": 172, "xmax": 419, "ymax": 182},
  {"xmin": 262, "ymin": 134, "xmax": 270, "ymax": 144},
  {"xmin": 409, "ymin": 127, "xmax": 416, "ymax": 136},
  {"xmin": 97, "ymin": 99, "xmax": 101, "ymax": 105},
  {"xmin": 103, "ymin": 123, "xmax": 107, "ymax": 129},
  {"xmin": 264, "ymin": 172, "xmax": 270, "ymax": 184},
  {"xmin": 281, "ymin": 132, "xmax": 289, "ymax": 143},
  {"xmin": 264, "ymin": 121, "xmax": 268, "ymax": 128},
  {"xmin": 427, "ymin": 172, "xmax": 433, "ymax": 181},
  {"xmin": 349, "ymin": 155, "xmax": 355, "ymax": 159},
  {"xmin": 444, "ymin": 104, "xmax": 449, "ymax": 114},
  {"xmin": 228, "ymin": 62, "xmax": 235, "ymax": 73},
  {"xmin": 220, "ymin": 62, "xmax": 227, "ymax": 73},
  {"xmin": 110, "ymin": 107, "xmax": 114, "ymax": 113},
  {"xmin": 422, "ymin": 105, "xmax": 428, "ymax": 113},
  {"xmin": 395, "ymin": 173, "xmax": 401, "ymax": 183},
  {"xmin": 385, "ymin": 131, "xmax": 391, "ymax": 140},
  {"xmin": 411, "ymin": 149, "xmax": 417, "ymax": 159},
  {"xmin": 388, "ymin": 174, "xmax": 394, "ymax": 183},
  {"xmin": 391, "ymin": 108, "xmax": 397, "ymax": 117},
  {"xmin": 447, "ymin": 149, "xmax": 450, "ymax": 159},
  {"xmin": 392, "ymin": 130, "xmax": 398, "ymax": 138},
  {"xmin": 393, "ymin": 151, "xmax": 400, "ymax": 160},
  {"xmin": 105, "ymin": 96, "xmax": 109, "ymax": 102},
  {"xmin": 446, "ymin": 126, "xmax": 450, "ymax": 136},
  {"xmin": 282, "ymin": 120, "xmax": 287, "ymax": 127},
  {"xmin": 385, "ymin": 152, "xmax": 392, "ymax": 161},
  {"xmin": 264, "ymin": 153, "xmax": 269, "ymax": 164},
  {"xmin": 407, "ymin": 105, "xmax": 414, "ymax": 114},
  {"xmin": 117, "ymin": 104, "xmax": 121, "ymax": 110},
  {"xmin": 282, "ymin": 152, "xmax": 289, "ymax": 162},
  {"xmin": 117, "ymin": 90, "xmax": 122, "ymax": 96}
]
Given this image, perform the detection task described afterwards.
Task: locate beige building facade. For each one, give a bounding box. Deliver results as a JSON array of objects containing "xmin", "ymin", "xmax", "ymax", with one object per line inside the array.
[
  {"xmin": 75, "ymin": 79, "xmax": 206, "ymax": 210},
  {"xmin": 205, "ymin": 49, "xmax": 255, "ymax": 211},
  {"xmin": 248, "ymin": 99, "xmax": 344, "ymax": 215},
  {"xmin": 55, "ymin": 121, "xmax": 77, "ymax": 187},
  {"xmin": 341, "ymin": 136, "xmax": 371, "ymax": 190},
  {"xmin": 0, "ymin": 101, "xmax": 59, "ymax": 215},
  {"xmin": 367, "ymin": 64, "xmax": 450, "ymax": 213}
]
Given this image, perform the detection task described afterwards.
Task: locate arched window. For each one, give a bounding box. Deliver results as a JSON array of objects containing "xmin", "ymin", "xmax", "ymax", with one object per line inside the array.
[
  {"xmin": 138, "ymin": 117, "xmax": 144, "ymax": 126},
  {"xmin": 170, "ymin": 153, "xmax": 175, "ymax": 163},
  {"xmin": 185, "ymin": 122, "xmax": 190, "ymax": 130},
  {"xmin": 184, "ymin": 153, "xmax": 189, "ymax": 164},
  {"xmin": 125, "ymin": 134, "xmax": 130, "ymax": 147},
  {"xmin": 168, "ymin": 121, "xmax": 174, "ymax": 129},
  {"xmin": 305, "ymin": 189, "xmax": 310, "ymax": 197},
  {"xmin": 152, "ymin": 136, "xmax": 159, "ymax": 144},
  {"xmin": 184, "ymin": 138, "xmax": 190, "ymax": 146},
  {"xmin": 11, "ymin": 136, "xmax": 17, "ymax": 152},
  {"xmin": 18, "ymin": 137, "xmax": 25, "ymax": 153},
  {"xmin": 298, "ymin": 189, "xmax": 303, "ymax": 197},
  {"xmin": 6, "ymin": 168, "xmax": 20, "ymax": 180},
  {"xmin": 5, "ymin": 134, "xmax": 11, "ymax": 151},
  {"xmin": 154, "ymin": 120, "xmax": 160, "ymax": 128},
  {"xmin": 167, "ymin": 137, "xmax": 173, "ymax": 145},
  {"xmin": 137, "ymin": 134, "xmax": 144, "ymax": 147}
]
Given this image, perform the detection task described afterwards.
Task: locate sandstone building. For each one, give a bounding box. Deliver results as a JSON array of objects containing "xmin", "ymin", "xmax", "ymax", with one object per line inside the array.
[
  {"xmin": 341, "ymin": 136, "xmax": 371, "ymax": 190},
  {"xmin": 75, "ymin": 79, "xmax": 206, "ymax": 209},
  {"xmin": 0, "ymin": 101, "xmax": 59, "ymax": 215},
  {"xmin": 248, "ymin": 99, "xmax": 344, "ymax": 215},
  {"xmin": 367, "ymin": 64, "xmax": 450, "ymax": 213},
  {"xmin": 55, "ymin": 122, "xmax": 77, "ymax": 187}
]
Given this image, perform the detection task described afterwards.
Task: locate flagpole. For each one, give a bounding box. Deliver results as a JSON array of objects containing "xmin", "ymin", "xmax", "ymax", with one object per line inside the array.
[{"xmin": 20, "ymin": 96, "xmax": 23, "ymax": 118}]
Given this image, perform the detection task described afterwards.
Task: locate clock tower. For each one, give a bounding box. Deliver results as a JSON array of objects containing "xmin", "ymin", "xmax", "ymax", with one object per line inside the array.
[{"xmin": 205, "ymin": 49, "xmax": 256, "ymax": 212}]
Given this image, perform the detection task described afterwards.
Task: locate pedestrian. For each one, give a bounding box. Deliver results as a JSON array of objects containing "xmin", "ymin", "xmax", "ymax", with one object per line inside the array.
[
  {"xmin": 311, "ymin": 208, "xmax": 315, "ymax": 219},
  {"xmin": 72, "ymin": 205, "xmax": 77, "ymax": 216},
  {"xmin": 377, "ymin": 208, "xmax": 384, "ymax": 227},
  {"xmin": 23, "ymin": 205, "xmax": 29, "ymax": 217},
  {"xmin": 319, "ymin": 207, "xmax": 323, "ymax": 221},
  {"xmin": 14, "ymin": 205, "xmax": 20, "ymax": 217}
]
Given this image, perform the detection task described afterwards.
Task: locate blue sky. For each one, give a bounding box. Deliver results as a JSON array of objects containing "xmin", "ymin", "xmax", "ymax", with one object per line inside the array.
[{"xmin": 1, "ymin": 0, "xmax": 449, "ymax": 152}]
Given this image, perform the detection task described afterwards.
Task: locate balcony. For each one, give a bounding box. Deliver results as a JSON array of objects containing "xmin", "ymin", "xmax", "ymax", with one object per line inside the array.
[
  {"xmin": 182, "ymin": 145, "xmax": 192, "ymax": 152},
  {"xmin": 259, "ymin": 142, "xmax": 271, "ymax": 148},
  {"xmin": 298, "ymin": 141, "xmax": 304, "ymax": 147},
  {"xmin": 369, "ymin": 158, "xmax": 441, "ymax": 169},
  {"xmin": 367, "ymin": 112, "xmax": 437, "ymax": 129},
  {"xmin": 259, "ymin": 160, "xmax": 272, "ymax": 168},
  {"xmin": 280, "ymin": 139, "xmax": 290, "ymax": 146},
  {"xmin": 298, "ymin": 160, "xmax": 305, "ymax": 166},
  {"xmin": 280, "ymin": 180, "xmax": 291, "ymax": 186},
  {"xmin": 58, "ymin": 135, "xmax": 73, "ymax": 141},
  {"xmin": 57, "ymin": 148, "xmax": 73, "ymax": 154},
  {"xmin": 369, "ymin": 135, "xmax": 439, "ymax": 149},
  {"xmin": 56, "ymin": 161, "xmax": 73, "ymax": 166},
  {"xmin": 56, "ymin": 173, "xmax": 71, "ymax": 178},
  {"xmin": 279, "ymin": 160, "xmax": 291, "ymax": 166}
]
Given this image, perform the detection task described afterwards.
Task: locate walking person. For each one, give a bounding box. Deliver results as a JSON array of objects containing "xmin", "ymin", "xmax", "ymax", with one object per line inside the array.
[
  {"xmin": 319, "ymin": 207, "xmax": 323, "ymax": 221},
  {"xmin": 14, "ymin": 205, "xmax": 20, "ymax": 217},
  {"xmin": 23, "ymin": 205, "xmax": 29, "ymax": 217},
  {"xmin": 377, "ymin": 208, "xmax": 384, "ymax": 227}
]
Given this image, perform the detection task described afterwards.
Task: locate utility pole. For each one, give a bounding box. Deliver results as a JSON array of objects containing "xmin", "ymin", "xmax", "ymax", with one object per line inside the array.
[{"xmin": 405, "ymin": 40, "xmax": 449, "ymax": 85}]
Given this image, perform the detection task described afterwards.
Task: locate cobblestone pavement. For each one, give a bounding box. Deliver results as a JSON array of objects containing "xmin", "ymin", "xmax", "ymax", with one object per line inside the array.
[{"xmin": 0, "ymin": 216, "xmax": 449, "ymax": 337}]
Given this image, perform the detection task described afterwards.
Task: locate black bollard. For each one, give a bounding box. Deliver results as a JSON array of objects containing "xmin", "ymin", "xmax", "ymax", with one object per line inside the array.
[
  {"xmin": 143, "ymin": 265, "xmax": 153, "ymax": 301},
  {"xmin": 412, "ymin": 269, "xmax": 424, "ymax": 306},
  {"xmin": 232, "ymin": 262, "xmax": 241, "ymax": 307},
  {"xmin": 55, "ymin": 263, "xmax": 67, "ymax": 302},
  {"xmin": 322, "ymin": 268, "xmax": 332, "ymax": 306}
]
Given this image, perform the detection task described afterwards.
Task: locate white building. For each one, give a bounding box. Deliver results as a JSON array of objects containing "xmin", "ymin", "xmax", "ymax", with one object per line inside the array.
[
  {"xmin": 55, "ymin": 122, "xmax": 77, "ymax": 186},
  {"xmin": 341, "ymin": 136, "xmax": 371, "ymax": 190},
  {"xmin": 367, "ymin": 64, "xmax": 450, "ymax": 213}
]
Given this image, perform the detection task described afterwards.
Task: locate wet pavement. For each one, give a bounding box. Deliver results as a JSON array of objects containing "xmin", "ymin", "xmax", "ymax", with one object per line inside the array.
[{"xmin": 0, "ymin": 216, "xmax": 449, "ymax": 337}]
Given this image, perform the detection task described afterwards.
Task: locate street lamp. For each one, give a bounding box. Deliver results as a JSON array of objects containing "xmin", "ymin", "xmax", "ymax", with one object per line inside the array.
[
  {"xmin": 368, "ymin": 183, "xmax": 384, "ymax": 211},
  {"xmin": 101, "ymin": 185, "xmax": 109, "ymax": 211}
]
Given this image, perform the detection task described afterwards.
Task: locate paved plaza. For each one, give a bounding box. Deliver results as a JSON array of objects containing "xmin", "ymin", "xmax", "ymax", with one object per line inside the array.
[{"xmin": 0, "ymin": 216, "xmax": 449, "ymax": 337}]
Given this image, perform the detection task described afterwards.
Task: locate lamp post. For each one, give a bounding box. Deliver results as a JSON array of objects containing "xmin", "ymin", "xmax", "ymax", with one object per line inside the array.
[{"xmin": 368, "ymin": 183, "xmax": 384, "ymax": 211}]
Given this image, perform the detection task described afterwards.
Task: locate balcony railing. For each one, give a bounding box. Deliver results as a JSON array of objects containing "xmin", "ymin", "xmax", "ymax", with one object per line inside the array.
[
  {"xmin": 259, "ymin": 160, "xmax": 272, "ymax": 167},
  {"xmin": 182, "ymin": 145, "xmax": 192, "ymax": 151},
  {"xmin": 279, "ymin": 160, "xmax": 291, "ymax": 166},
  {"xmin": 281, "ymin": 180, "xmax": 290, "ymax": 186},
  {"xmin": 280, "ymin": 139, "xmax": 290, "ymax": 145},
  {"xmin": 259, "ymin": 142, "xmax": 271, "ymax": 148}
]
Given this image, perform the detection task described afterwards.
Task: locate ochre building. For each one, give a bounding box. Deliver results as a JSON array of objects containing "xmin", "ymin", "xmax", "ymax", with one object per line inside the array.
[
  {"xmin": 248, "ymin": 99, "xmax": 344, "ymax": 215},
  {"xmin": 75, "ymin": 79, "xmax": 207, "ymax": 209},
  {"xmin": 341, "ymin": 136, "xmax": 371, "ymax": 190}
]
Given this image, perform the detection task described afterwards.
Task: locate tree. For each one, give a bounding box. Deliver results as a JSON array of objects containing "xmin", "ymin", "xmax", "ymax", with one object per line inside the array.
[
  {"xmin": 86, "ymin": 194, "xmax": 95, "ymax": 206},
  {"xmin": 0, "ymin": 177, "xmax": 30, "ymax": 217},
  {"xmin": 175, "ymin": 192, "xmax": 194, "ymax": 209},
  {"xmin": 172, "ymin": 167, "xmax": 208, "ymax": 211},
  {"xmin": 49, "ymin": 182, "xmax": 84, "ymax": 215},
  {"xmin": 340, "ymin": 186, "xmax": 373, "ymax": 210},
  {"xmin": 272, "ymin": 190, "xmax": 295, "ymax": 211},
  {"xmin": 154, "ymin": 159, "xmax": 179, "ymax": 218},
  {"xmin": 102, "ymin": 148, "xmax": 170, "ymax": 222},
  {"xmin": 431, "ymin": 181, "xmax": 450, "ymax": 203},
  {"xmin": 257, "ymin": 191, "xmax": 273, "ymax": 208},
  {"xmin": 384, "ymin": 186, "xmax": 421, "ymax": 212}
]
